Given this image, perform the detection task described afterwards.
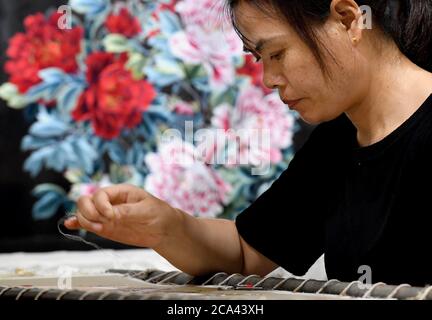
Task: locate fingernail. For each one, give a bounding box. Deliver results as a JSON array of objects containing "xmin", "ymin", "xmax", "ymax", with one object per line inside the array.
[{"xmin": 64, "ymin": 216, "xmax": 76, "ymax": 224}]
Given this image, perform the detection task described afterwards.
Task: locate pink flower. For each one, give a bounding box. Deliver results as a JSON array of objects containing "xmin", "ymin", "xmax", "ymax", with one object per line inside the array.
[
  {"xmin": 172, "ymin": 101, "xmax": 195, "ymax": 115},
  {"xmin": 144, "ymin": 138, "xmax": 232, "ymax": 217},
  {"xmin": 68, "ymin": 176, "xmax": 112, "ymax": 201},
  {"xmin": 199, "ymin": 86, "xmax": 295, "ymax": 167},
  {"xmin": 175, "ymin": 0, "xmax": 225, "ymax": 29},
  {"xmin": 169, "ymin": 26, "xmax": 242, "ymax": 89}
]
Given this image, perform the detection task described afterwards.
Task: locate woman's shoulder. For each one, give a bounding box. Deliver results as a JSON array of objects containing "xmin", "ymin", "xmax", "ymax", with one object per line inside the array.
[{"xmin": 398, "ymin": 100, "xmax": 432, "ymax": 162}]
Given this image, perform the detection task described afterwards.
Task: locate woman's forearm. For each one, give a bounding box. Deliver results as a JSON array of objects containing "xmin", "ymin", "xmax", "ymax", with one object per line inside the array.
[{"xmin": 153, "ymin": 209, "xmax": 244, "ymax": 277}]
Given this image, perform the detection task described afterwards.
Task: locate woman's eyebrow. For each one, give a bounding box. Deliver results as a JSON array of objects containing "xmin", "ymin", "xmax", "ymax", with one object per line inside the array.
[{"xmin": 254, "ymin": 35, "xmax": 288, "ymax": 53}]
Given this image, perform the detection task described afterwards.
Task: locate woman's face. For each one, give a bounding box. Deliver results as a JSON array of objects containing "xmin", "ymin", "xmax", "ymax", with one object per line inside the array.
[{"xmin": 233, "ymin": 1, "xmax": 371, "ymax": 124}]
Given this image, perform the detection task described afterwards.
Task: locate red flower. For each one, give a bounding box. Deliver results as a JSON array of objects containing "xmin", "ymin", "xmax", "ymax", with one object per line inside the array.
[
  {"xmin": 4, "ymin": 12, "xmax": 83, "ymax": 93},
  {"xmin": 72, "ymin": 52, "xmax": 156, "ymax": 140},
  {"xmin": 158, "ymin": 0, "xmax": 178, "ymax": 13},
  {"xmin": 105, "ymin": 8, "xmax": 141, "ymax": 38},
  {"xmin": 237, "ymin": 55, "xmax": 272, "ymax": 94}
]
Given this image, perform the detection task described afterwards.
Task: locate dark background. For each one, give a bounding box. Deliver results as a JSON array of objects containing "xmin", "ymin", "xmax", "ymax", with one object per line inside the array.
[{"xmin": 0, "ymin": 0, "xmax": 315, "ymax": 253}]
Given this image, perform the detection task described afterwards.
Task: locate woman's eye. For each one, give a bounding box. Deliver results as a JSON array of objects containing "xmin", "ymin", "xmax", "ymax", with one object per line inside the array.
[{"xmin": 270, "ymin": 51, "xmax": 283, "ymax": 61}]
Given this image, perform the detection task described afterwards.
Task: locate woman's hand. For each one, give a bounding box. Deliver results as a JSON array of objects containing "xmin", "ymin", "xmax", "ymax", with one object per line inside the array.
[{"xmin": 63, "ymin": 184, "xmax": 183, "ymax": 248}]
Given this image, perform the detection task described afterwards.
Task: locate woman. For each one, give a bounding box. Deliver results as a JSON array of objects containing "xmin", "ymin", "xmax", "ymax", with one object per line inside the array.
[{"xmin": 65, "ymin": 0, "xmax": 432, "ymax": 286}]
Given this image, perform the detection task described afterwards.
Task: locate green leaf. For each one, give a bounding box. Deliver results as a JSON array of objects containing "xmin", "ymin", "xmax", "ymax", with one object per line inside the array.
[
  {"xmin": 0, "ymin": 83, "xmax": 27, "ymax": 109},
  {"xmin": 210, "ymin": 89, "xmax": 237, "ymax": 108},
  {"xmin": 155, "ymin": 55, "xmax": 185, "ymax": 77},
  {"xmin": 126, "ymin": 52, "xmax": 148, "ymax": 79},
  {"xmin": 103, "ymin": 34, "xmax": 131, "ymax": 53},
  {"xmin": 64, "ymin": 168, "xmax": 86, "ymax": 184},
  {"xmin": 184, "ymin": 64, "xmax": 206, "ymax": 79}
]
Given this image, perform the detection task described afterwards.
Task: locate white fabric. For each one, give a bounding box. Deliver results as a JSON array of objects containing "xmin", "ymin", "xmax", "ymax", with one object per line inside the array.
[
  {"xmin": 267, "ymin": 254, "xmax": 327, "ymax": 280},
  {"xmin": 0, "ymin": 249, "xmax": 179, "ymax": 278},
  {"xmin": 0, "ymin": 249, "xmax": 326, "ymax": 280}
]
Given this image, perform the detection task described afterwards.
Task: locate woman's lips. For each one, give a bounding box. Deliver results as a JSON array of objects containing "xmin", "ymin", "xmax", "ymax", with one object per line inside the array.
[{"xmin": 283, "ymin": 99, "xmax": 302, "ymax": 108}]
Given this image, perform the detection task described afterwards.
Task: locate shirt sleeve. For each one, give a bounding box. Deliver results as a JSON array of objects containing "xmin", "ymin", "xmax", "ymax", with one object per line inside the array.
[{"xmin": 235, "ymin": 124, "xmax": 331, "ymax": 276}]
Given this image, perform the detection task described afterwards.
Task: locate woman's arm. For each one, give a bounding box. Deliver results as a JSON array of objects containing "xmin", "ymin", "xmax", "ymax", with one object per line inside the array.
[
  {"xmin": 64, "ymin": 184, "xmax": 279, "ymax": 277},
  {"xmin": 153, "ymin": 209, "xmax": 279, "ymax": 277}
]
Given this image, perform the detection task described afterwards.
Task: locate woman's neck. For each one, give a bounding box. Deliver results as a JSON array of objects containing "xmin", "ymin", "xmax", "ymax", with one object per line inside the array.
[{"xmin": 345, "ymin": 54, "xmax": 432, "ymax": 147}]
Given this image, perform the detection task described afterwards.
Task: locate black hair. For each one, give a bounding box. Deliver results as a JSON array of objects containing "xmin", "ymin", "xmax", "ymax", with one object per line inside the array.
[{"xmin": 226, "ymin": 0, "xmax": 432, "ymax": 74}]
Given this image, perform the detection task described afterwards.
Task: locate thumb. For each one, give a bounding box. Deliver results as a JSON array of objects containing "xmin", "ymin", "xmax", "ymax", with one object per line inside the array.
[{"xmin": 64, "ymin": 216, "xmax": 82, "ymax": 230}]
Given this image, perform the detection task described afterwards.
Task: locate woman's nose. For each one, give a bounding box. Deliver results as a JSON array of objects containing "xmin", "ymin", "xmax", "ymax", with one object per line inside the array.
[{"xmin": 262, "ymin": 68, "xmax": 286, "ymax": 90}]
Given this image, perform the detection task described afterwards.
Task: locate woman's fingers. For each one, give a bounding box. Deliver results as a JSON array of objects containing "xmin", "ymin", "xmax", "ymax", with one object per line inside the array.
[
  {"xmin": 76, "ymin": 210, "xmax": 103, "ymax": 233},
  {"xmin": 77, "ymin": 195, "xmax": 104, "ymax": 223},
  {"xmin": 93, "ymin": 189, "xmax": 114, "ymax": 220},
  {"xmin": 63, "ymin": 216, "xmax": 81, "ymax": 230},
  {"xmin": 113, "ymin": 202, "xmax": 140, "ymax": 219},
  {"xmin": 64, "ymin": 185, "xmax": 154, "ymax": 233},
  {"xmin": 102, "ymin": 184, "xmax": 151, "ymax": 205},
  {"xmin": 63, "ymin": 215, "xmax": 101, "ymax": 233},
  {"xmin": 63, "ymin": 214, "xmax": 102, "ymax": 233}
]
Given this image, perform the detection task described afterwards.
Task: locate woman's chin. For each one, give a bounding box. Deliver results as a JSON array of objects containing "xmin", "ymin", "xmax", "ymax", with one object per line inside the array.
[
  {"xmin": 297, "ymin": 111, "xmax": 323, "ymax": 125},
  {"xmin": 298, "ymin": 109, "xmax": 340, "ymax": 125}
]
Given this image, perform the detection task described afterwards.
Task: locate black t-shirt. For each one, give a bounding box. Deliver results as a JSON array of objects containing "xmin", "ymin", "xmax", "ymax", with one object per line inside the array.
[{"xmin": 235, "ymin": 94, "xmax": 432, "ymax": 286}]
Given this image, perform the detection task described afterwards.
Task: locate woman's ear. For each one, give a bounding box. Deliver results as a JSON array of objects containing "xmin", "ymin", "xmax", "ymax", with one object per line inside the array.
[{"xmin": 330, "ymin": 0, "xmax": 365, "ymax": 46}]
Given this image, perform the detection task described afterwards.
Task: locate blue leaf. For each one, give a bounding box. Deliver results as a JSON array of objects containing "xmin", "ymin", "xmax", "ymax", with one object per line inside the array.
[
  {"xmin": 147, "ymin": 35, "xmax": 169, "ymax": 51},
  {"xmin": 73, "ymin": 138, "xmax": 98, "ymax": 174},
  {"xmin": 32, "ymin": 183, "xmax": 66, "ymax": 198},
  {"xmin": 158, "ymin": 11, "xmax": 182, "ymax": 35},
  {"xmin": 89, "ymin": 6, "xmax": 110, "ymax": 39},
  {"xmin": 126, "ymin": 142, "xmax": 149, "ymax": 171},
  {"xmin": 151, "ymin": 94, "xmax": 168, "ymax": 107},
  {"xmin": 29, "ymin": 119, "xmax": 69, "ymax": 138},
  {"xmin": 192, "ymin": 77, "xmax": 211, "ymax": 92},
  {"xmin": 32, "ymin": 192, "xmax": 64, "ymax": 220},
  {"xmin": 38, "ymin": 68, "xmax": 66, "ymax": 84},
  {"xmin": 61, "ymin": 140, "xmax": 80, "ymax": 165},
  {"xmin": 23, "ymin": 146, "xmax": 55, "ymax": 177},
  {"xmin": 21, "ymin": 135, "xmax": 56, "ymax": 150},
  {"xmin": 70, "ymin": 0, "xmax": 109, "ymax": 17},
  {"xmin": 25, "ymin": 82, "xmax": 61, "ymax": 102},
  {"xmin": 107, "ymin": 142, "xmax": 126, "ymax": 164},
  {"xmin": 140, "ymin": 114, "xmax": 158, "ymax": 138},
  {"xmin": 145, "ymin": 68, "xmax": 181, "ymax": 87},
  {"xmin": 48, "ymin": 146, "xmax": 68, "ymax": 172},
  {"xmin": 56, "ymin": 83, "xmax": 85, "ymax": 114},
  {"xmin": 146, "ymin": 105, "xmax": 172, "ymax": 123}
]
